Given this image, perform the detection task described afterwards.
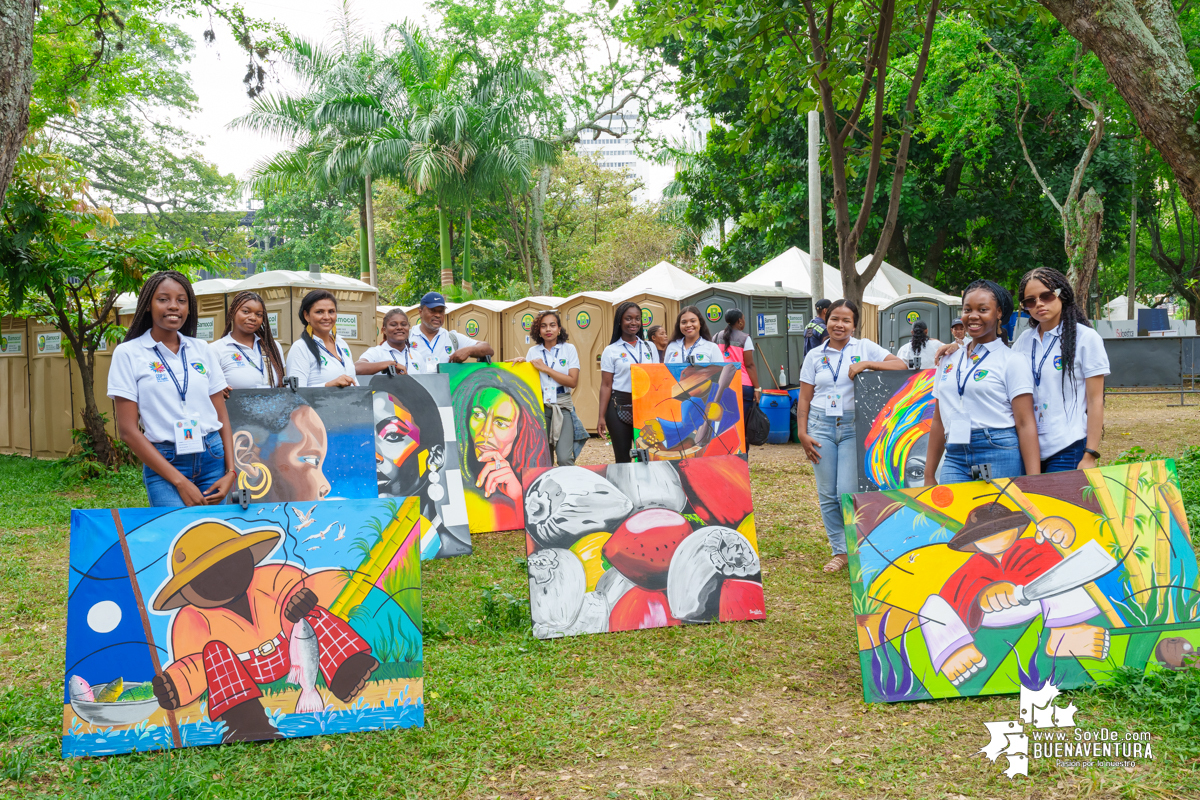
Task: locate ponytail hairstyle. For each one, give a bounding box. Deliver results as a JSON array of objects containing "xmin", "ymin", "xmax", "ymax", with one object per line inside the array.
[
  {"xmin": 1018, "ymin": 267, "xmax": 1091, "ymax": 399},
  {"xmin": 671, "ymin": 305, "xmax": 713, "ymax": 343},
  {"xmin": 298, "ymin": 289, "xmax": 338, "ymax": 363},
  {"xmin": 910, "ymin": 321, "xmax": 929, "ymax": 355},
  {"xmin": 380, "ymin": 308, "xmax": 409, "ymax": 345},
  {"xmin": 610, "ymin": 301, "xmax": 646, "ymax": 345},
  {"xmin": 124, "ymin": 270, "xmax": 197, "ymax": 342},
  {"xmin": 827, "ymin": 298, "xmax": 860, "ymax": 327},
  {"xmin": 531, "ymin": 309, "xmax": 568, "ymax": 346},
  {"xmin": 961, "ymin": 279, "xmax": 1013, "ymax": 345},
  {"xmin": 223, "ymin": 290, "xmax": 284, "ymax": 387}
]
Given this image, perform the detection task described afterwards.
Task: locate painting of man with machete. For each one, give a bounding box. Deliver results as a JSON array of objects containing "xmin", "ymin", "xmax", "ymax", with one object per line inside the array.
[{"xmin": 844, "ymin": 461, "xmax": 1200, "ymax": 703}]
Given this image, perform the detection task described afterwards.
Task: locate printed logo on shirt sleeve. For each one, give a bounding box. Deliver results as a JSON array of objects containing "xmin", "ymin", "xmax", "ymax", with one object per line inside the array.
[
  {"xmin": 850, "ymin": 356, "xmax": 862, "ymax": 363},
  {"xmin": 974, "ymin": 369, "xmax": 990, "ymax": 382},
  {"xmin": 1053, "ymin": 355, "xmax": 1063, "ymax": 370},
  {"xmin": 190, "ymin": 362, "xmax": 207, "ymax": 375},
  {"xmin": 445, "ymin": 345, "xmax": 453, "ymax": 354}
]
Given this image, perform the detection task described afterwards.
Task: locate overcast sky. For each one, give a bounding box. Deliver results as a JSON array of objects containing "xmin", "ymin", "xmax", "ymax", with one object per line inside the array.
[{"xmin": 178, "ymin": 0, "xmax": 678, "ymax": 205}]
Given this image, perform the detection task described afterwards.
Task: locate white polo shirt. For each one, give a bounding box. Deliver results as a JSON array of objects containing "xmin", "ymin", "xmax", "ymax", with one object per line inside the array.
[
  {"xmin": 896, "ymin": 339, "xmax": 944, "ymax": 370},
  {"xmin": 663, "ymin": 338, "xmax": 726, "ymax": 366},
  {"xmin": 527, "ymin": 342, "xmax": 580, "ymax": 396},
  {"xmin": 107, "ymin": 330, "xmax": 227, "ymax": 443},
  {"xmin": 212, "ymin": 334, "xmax": 286, "ymax": 390},
  {"xmin": 799, "ymin": 337, "xmax": 892, "ymax": 414},
  {"xmin": 409, "ymin": 327, "xmax": 481, "ymax": 373},
  {"xmin": 601, "ymin": 338, "xmax": 658, "ymax": 392},
  {"xmin": 933, "ymin": 338, "xmax": 1034, "ymax": 442},
  {"xmin": 359, "ymin": 342, "xmax": 414, "ymax": 373},
  {"xmin": 1012, "ymin": 322, "xmax": 1110, "ymax": 456},
  {"xmin": 285, "ymin": 335, "xmax": 358, "ymax": 387}
]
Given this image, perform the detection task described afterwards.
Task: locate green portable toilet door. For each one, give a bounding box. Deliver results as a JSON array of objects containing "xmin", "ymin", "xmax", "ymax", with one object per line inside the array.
[{"xmin": 883, "ymin": 299, "xmax": 940, "ymax": 353}]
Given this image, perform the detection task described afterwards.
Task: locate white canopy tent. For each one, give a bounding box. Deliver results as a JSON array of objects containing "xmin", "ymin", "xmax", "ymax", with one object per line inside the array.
[
  {"xmin": 738, "ymin": 247, "xmax": 895, "ymax": 304},
  {"xmin": 1101, "ymin": 295, "xmax": 1150, "ymax": 320},
  {"xmin": 610, "ymin": 261, "xmax": 708, "ymax": 300}
]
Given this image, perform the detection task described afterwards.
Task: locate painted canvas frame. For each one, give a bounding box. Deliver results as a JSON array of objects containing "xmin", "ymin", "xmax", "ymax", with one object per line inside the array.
[
  {"xmin": 226, "ymin": 387, "xmax": 377, "ymax": 502},
  {"xmin": 440, "ymin": 362, "xmax": 551, "ymax": 533},
  {"xmin": 845, "ymin": 462, "xmax": 1199, "ymax": 704},
  {"xmin": 854, "ymin": 369, "xmax": 935, "ymax": 492},
  {"xmin": 631, "ymin": 364, "xmax": 745, "ymax": 460},
  {"xmin": 63, "ymin": 498, "xmax": 424, "ymax": 757},
  {"xmin": 369, "ymin": 373, "xmax": 471, "ymax": 559},
  {"xmin": 522, "ymin": 455, "xmax": 764, "ymax": 639}
]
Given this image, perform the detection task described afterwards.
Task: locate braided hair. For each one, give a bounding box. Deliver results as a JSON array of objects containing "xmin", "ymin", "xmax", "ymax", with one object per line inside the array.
[
  {"xmin": 961, "ymin": 279, "xmax": 1013, "ymax": 345},
  {"xmin": 910, "ymin": 321, "xmax": 929, "ymax": 355},
  {"xmin": 1018, "ymin": 267, "xmax": 1092, "ymax": 399},
  {"xmin": 298, "ymin": 289, "xmax": 338, "ymax": 363},
  {"xmin": 609, "ymin": 301, "xmax": 646, "ymax": 345},
  {"xmin": 223, "ymin": 290, "xmax": 285, "ymax": 387},
  {"xmin": 124, "ymin": 271, "xmax": 197, "ymax": 342}
]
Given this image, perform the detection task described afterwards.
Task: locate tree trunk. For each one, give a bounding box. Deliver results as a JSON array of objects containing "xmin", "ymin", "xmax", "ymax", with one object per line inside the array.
[
  {"xmin": 886, "ymin": 227, "xmax": 912, "ymax": 274},
  {"xmin": 0, "ymin": 0, "xmax": 35, "ymax": 206},
  {"xmin": 364, "ymin": 172, "xmax": 377, "ymax": 287},
  {"xmin": 532, "ymin": 165, "xmax": 553, "ymax": 294},
  {"xmin": 462, "ymin": 204, "xmax": 473, "ymax": 293},
  {"xmin": 1127, "ymin": 180, "xmax": 1137, "ymax": 320},
  {"xmin": 358, "ymin": 202, "xmax": 369, "ymax": 282},
  {"xmin": 437, "ymin": 204, "xmax": 453, "ymax": 287},
  {"xmin": 1039, "ymin": 0, "xmax": 1200, "ymax": 220},
  {"xmin": 77, "ymin": 349, "xmax": 117, "ymax": 466},
  {"xmin": 921, "ymin": 153, "xmax": 965, "ymax": 285},
  {"xmin": 1066, "ymin": 187, "xmax": 1104, "ymax": 312}
]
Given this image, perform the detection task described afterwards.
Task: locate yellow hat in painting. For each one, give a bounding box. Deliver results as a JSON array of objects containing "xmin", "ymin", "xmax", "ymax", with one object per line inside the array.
[{"xmin": 152, "ymin": 521, "xmax": 280, "ymax": 611}]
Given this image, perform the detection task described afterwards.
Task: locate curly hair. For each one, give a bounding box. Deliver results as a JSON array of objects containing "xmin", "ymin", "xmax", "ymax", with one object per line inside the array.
[
  {"xmin": 1018, "ymin": 266, "xmax": 1092, "ymax": 400},
  {"xmin": 451, "ymin": 367, "xmax": 551, "ymax": 485},
  {"xmin": 227, "ymin": 391, "xmax": 313, "ymax": 456},
  {"xmin": 909, "ymin": 321, "xmax": 929, "ymax": 355},
  {"xmin": 530, "ymin": 309, "xmax": 568, "ymax": 347},
  {"xmin": 962, "ymin": 280, "xmax": 1014, "ymax": 344}
]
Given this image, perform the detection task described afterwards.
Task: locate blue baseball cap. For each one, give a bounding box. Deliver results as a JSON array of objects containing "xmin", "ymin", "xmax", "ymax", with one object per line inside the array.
[
  {"xmin": 420, "ymin": 291, "xmax": 447, "ymax": 308},
  {"xmin": 951, "ymin": 318, "xmax": 964, "ymax": 327}
]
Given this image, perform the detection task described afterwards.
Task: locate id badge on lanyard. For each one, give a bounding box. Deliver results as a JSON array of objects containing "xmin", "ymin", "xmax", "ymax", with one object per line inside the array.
[
  {"xmin": 155, "ymin": 343, "xmax": 204, "ymax": 454},
  {"xmin": 419, "ymin": 332, "xmax": 442, "ymax": 375},
  {"xmin": 826, "ymin": 391, "xmax": 844, "ymax": 417},
  {"xmin": 542, "ymin": 346, "xmax": 559, "ymax": 404}
]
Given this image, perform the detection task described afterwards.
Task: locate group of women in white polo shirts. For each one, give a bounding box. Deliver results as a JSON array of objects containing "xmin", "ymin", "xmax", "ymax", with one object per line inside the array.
[{"xmin": 110, "ymin": 268, "xmax": 1112, "ymax": 578}]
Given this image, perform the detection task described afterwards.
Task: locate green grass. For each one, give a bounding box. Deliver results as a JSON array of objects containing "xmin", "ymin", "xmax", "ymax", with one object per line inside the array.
[{"xmin": 1, "ymin": 447, "xmax": 1199, "ymax": 798}]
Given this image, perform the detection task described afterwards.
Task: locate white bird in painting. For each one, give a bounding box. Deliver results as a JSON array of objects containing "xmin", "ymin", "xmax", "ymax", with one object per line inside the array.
[
  {"xmin": 292, "ymin": 504, "xmax": 317, "ymax": 531},
  {"xmin": 306, "ymin": 545, "xmax": 321, "ymax": 552},
  {"xmin": 303, "ymin": 522, "xmax": 337, "ymax": 543},
  {"xmin": 257, "ymin": 508, "xmax": 266, "ymax": 515},
  {"xmin": 272, "ymin": 504, "xmax": 282, "ymax": 512},
  {"xmin": 334, "ymin": 524, "xmax": 346, "ymax": 541}
]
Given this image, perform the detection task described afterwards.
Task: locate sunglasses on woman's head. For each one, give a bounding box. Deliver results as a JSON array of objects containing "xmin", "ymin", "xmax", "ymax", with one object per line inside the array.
[{"xmin": 1021, "ymin": 288, "xmax": 1061, "ymax": 308}]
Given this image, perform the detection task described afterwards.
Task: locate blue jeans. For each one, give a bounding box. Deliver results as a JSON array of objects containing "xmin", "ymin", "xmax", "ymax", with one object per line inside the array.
[
  {"xmin": 941, "ymin": 427, "xmax": 1024, "ymax": 484},
  {"xmin": 143, "ymin": 431, "xmax": 227, "ymax": 507},
  {"xmin": 1042, "ymin": 437, "xmax": 1087, "ymax": 473},
  {"xmin": 807, "ymin": 410, "xmax": 857, "ymax": 556}
]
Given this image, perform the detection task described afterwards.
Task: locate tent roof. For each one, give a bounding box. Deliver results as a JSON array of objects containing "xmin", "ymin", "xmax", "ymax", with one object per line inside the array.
[
  {"xmin": 238, "ymin": 269, "xmax": 376, "ymax": 293},
  {"xmin": 867, "ymin": 259, "xmax": 960, "ymax": 305},
  {"xmin": 456, "ymin": 299, "xmax": 515, "ymax": 312},
  {"xmin": 739, "ymin": 247, "xmax": 893, "ymax": 304},
  {"xmin": 192, "ymin": 278, "xmax": 241, "ymax": 295},
  {"xmin": 611, "ymin": 261, "xmax": 707, "ymax": 299}
]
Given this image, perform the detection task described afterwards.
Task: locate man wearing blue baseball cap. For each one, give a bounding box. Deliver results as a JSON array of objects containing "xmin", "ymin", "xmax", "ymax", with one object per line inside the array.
[{"xmin": 410, "ymin": 291, "xmax": 493, "ymax": 373}]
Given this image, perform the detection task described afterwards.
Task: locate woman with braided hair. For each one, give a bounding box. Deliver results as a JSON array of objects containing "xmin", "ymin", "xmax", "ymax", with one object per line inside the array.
[
  {"xmin": 896, "ymin": 321, "xmax": 942, "ymax": 369},
  {"xmin": 213, "ymin": 291, "xmax": 286, "ymax": 389},
  {"xmin": 1011, "ymin": 267, "xmax": 1109, "ymax": 472},
  {"xmin": 925, "ymin": 279, "xmax": 1040, "ymax": 485}
]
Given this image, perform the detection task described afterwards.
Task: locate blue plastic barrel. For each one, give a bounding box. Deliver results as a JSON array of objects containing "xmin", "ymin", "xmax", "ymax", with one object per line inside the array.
[{"xmin": 760, "ymin": 391, "xmax": 792, "ymax": 444}]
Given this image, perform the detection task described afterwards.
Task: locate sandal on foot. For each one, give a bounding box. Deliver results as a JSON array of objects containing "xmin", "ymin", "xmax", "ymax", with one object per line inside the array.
[{"xmin": 823, "ymin": 554, "xmax": 849, "ymax": 573}]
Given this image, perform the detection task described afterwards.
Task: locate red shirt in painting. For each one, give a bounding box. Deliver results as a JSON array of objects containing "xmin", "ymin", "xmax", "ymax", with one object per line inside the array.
[{"xmin": 939, "ymin": 537, "xmax": 1064, "ymax": 631}]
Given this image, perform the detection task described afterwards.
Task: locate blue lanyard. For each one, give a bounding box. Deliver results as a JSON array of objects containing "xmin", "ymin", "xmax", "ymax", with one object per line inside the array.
[
  {"xmin": 821, "ymin": 342, "xmax": 848, "ymax": 381},
  {"xmin": 415, "ymin": 332, "xmax": 443, "ymax": 356},
  {"xmin": 317, "ymin": 339, "xmax": 344, "ymax": 367},
  {"xmin": 1031, "ymin": 333, "xmax": 1060, "ymax": 387},
  {"xmin": 955, "ymin": 346, "xmax": 991, "ymax": 397},
  {"xmin": 153, "ymin": 343, "xmax": 189, "ymax": 404},
  {"xmin": 388, "ymin": 345, "xmax": 411, "ymax": 370},
  {"xmin": 622, "ymin": 340, "xmax": 647, "ymax": 364},
  {"xmin": 232, "ymin": 341, "xmax": 264, "ymax": 374},
  {"xmin": 542, "ymin": 345, "xmax": 560, "ymax": 368},
  {"xmin": 683, "ymin": 339, "xmax": 702, "ymax": 362}
]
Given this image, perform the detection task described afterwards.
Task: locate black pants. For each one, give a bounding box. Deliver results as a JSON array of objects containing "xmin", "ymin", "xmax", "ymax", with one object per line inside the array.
[
  {"xmin": 741, "ymin": 385, "xmax": 756, "ymax": 455},
  {"xmin": 606, "ymin": 393, "xmax": 635, "ymax": 464}
]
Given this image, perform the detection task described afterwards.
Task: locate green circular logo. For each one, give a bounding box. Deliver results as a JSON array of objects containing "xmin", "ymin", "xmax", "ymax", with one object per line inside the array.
[
  {"xmin": 522, "ymin": 313, "xmax": 534, "ymax": 332},
  {"xmin": 465, "ymin": 319, "xmax": 479, "ymax": 337},
  {"xmin": 905, "ymin": 311, "xmax": 921, "ymax": 324},
  {"xmin": 641, "ymin": 308, "xmax": 652, "ymax": 327},
  {"xmin": 576, "ymin": 310, "xmax": 591, "ymax": 329},
  {"xmin": 37, "ymin": 335, "xmax": 46, "ymax": 351},
  {"xmin": 706, "ymin": 304, "xmax": 723, "ymax": 323},
  {"xmin": 0, "ymin": 337, "xmax": 7, "ymax": 353}
]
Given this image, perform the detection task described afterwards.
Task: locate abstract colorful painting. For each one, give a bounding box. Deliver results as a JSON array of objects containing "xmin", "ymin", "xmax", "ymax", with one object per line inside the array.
[
  {"xmin": 522, "ymin": 455, "xmax": 764, "ymax": 638},
  {"xmin": 63, "ymin": 498, "xmax": 424, "ymax": 757},
  {"xmin": 441, "ymin": 363, "xmax": 551, "ymax": 533},
  {"xmin": 369, "ymin": 373, "xmax": 471, "ymax": 559},
  {"xmin": 845, "ymin": 461, "xmax": 1200, "ymax": 704},
  {"xmin": 631, "ymin": 364, "xmax": 745, "ymax": 460},
  {"xmin": 226, "ymin": 388, "xmax": 377, "ymax": 502},
  {"xmin": 854, "ymin": 369, "xmax": 935, "ymax": 492}
]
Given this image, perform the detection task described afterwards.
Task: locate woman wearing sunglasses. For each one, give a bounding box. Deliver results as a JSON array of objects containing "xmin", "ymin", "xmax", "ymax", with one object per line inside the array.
[{"xmin": 1011, "ymin": 267, "xmax": 1109, "ymax": 472}]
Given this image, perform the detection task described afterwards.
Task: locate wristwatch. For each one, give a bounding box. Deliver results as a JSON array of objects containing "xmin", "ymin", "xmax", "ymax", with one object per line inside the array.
[{"xmin": 1084, "ymin": 448, "xmax": 1100, "ymax": 459}]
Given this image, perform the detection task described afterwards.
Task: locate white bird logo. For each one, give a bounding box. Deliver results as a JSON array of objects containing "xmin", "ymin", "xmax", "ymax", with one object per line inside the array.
[
  {"xmin": 303, "ymin": 522, "xmax": 337, "ymax": 543},
  {"xmin": 292, "ymin": 504, "xmax": 317, "ymax": 531},
  {"xmin": 334, "ymin": 524, "xmax": 346, "ymax": 541}
]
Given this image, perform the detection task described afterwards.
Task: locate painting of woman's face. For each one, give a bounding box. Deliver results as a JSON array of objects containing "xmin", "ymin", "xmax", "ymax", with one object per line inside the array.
[
  {"xmin": 468, "ymin": 387, "xmax": 520, "ymax": 463},
  {"xmin": 904, "ymin": 434, "xmax": 929, "ymax": 489},
  {"xmin": 374, "ymin": 392, "xmax": 421, "ymax": 483},
  {"xmin": 268, "ymin": 405, "xmax": 331, "ymax": 500}
]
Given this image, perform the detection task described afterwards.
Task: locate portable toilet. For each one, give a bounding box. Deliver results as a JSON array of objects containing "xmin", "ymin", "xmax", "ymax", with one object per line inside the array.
[
  {"xmin": 609, "ymin": 261, "xmax": 708, "ymax": 336},
  {"xmin": 502, "ymin": 296, "xmax": 565, "ymax": 361},
  {"xmin": 559, "ymin": 291, "xmax": 617, "ymax": 433},
  {"xmin": 681, "ymin": 282, "xmax": 812, "ymax": 389},
  {"xmin": 447, "ymin": 299, "xmax": 512, "ymax": 354},
  {"xmin": 237, "ymin": 269, "xmax": 378, "ymax": 360},
  {"xmin": 192, "ymin": 277, "xmax": 241, "ymax": 344},
  {"xmin": 878, "ymin": 293, "xmax": 962, "ymax": 353},
  {"xmin": 28, "ymin": 318, "xmax": 74, "ymax": 457},
  {"xmin": 0, "ymin": 317, "xmax": 30, "ymax": 455}
]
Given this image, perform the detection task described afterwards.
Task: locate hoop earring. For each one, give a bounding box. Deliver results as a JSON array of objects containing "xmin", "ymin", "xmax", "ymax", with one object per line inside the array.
[{"xmin": 238, "ymin": 463, "xmax": 273, "ymax": 499}]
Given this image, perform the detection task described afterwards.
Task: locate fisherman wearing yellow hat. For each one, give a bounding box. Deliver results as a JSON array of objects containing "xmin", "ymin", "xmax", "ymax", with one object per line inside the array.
[{"xmin": 150, "ymin": 520, "xmax": 377, "ymax": 741}]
